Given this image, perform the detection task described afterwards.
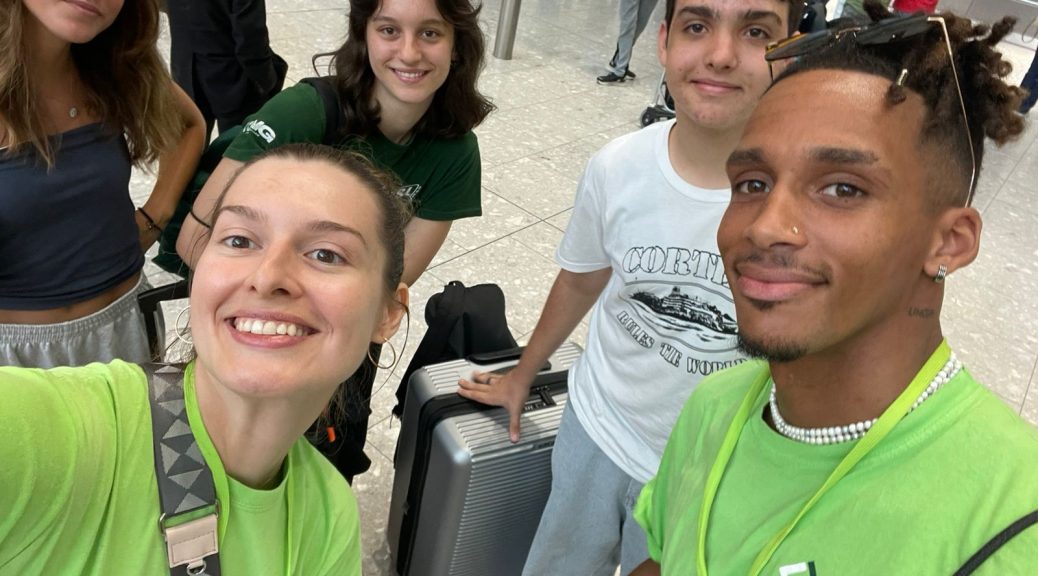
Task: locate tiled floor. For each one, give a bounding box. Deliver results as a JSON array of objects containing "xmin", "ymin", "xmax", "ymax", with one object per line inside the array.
[{"xmin": 134, "ymin": 1, "xmax": 1038, "ymax": 573}]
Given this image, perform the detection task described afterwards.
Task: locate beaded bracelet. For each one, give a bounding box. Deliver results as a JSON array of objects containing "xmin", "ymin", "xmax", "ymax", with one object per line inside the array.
[{"xmin": 137, "ymin": 207, "xmax": 164, "ymax": 233}]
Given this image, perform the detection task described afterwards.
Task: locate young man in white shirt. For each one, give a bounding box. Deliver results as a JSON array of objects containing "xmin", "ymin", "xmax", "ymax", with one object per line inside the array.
[{"xmin": 459, "ymin": 1, "xmax": 803, "ymax": 574}]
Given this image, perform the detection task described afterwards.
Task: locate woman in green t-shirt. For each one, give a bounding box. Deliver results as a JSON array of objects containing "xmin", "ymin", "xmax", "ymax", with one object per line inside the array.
[
  {"xmin": 177, "ymin": 0, "xmax": 494, "ymax": 285},
  {"xmin": 0, "ymin": 144, "xmax": 409, "ymax": 575},
  {"xmin": 176, "ymin": 0, "xmax": 495, "ymax": 482}
]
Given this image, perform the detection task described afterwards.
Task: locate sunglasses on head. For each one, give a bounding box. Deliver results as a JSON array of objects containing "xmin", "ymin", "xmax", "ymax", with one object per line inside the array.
[{"xmin": 764, "ymin": 13, "xmax": 977, "ymax": 207}]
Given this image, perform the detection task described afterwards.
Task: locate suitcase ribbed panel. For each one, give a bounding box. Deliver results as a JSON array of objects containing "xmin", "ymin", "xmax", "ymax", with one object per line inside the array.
[
  {"xmin": 389, "ymin": 342, "xmax": 582, "ymax": 576},
  {"xmin": 426, "ymin": 360, "xmax": 470, "ymax": 394},
  {"xmin": 424, "ymin": 342, "xmax": 581, "ymax": 396},
  {"xmin": 446, "ymin": 401, "xmax": 566, "ymax": 576}
]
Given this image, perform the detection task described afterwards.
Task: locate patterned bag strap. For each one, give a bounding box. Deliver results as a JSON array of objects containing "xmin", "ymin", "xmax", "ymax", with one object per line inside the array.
[{"xmin": 144, "ymin": 363, "xmax": 222, "ymax": 576}]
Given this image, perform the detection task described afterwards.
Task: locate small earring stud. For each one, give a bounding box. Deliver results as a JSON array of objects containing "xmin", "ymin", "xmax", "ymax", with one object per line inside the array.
[{"xmin": 933, "ymin": 264, "xmax": 948, "ymax": 284}]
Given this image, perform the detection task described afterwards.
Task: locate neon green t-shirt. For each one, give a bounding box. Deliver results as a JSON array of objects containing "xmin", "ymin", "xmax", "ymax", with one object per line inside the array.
[
  {"xmin": 224, "ymin": 82, "xmax": 482, "ymax": 221},
  {"xmin": 635, "ymin": 356, "xmax": 1038, "ymax": 575},
  {"xmin": 0, "ymin": 361, "xmax": 361, "ymax": 575}
]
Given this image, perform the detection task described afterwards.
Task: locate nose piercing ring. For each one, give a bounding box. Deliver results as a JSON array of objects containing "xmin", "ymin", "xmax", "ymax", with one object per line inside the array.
[{"xmin": 792, "ymin": 225, "xmax": 800, "ymax": 235}]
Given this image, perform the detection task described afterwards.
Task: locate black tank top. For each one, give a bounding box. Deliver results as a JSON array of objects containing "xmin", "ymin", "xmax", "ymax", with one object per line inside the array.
[{"xmin": 0, "ymin": 123, "xmax": 143, "ymax": 310}]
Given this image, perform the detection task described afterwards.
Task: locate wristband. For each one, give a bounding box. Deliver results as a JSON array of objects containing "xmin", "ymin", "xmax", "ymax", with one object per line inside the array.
[{"xmin": 137, "ymin": 207, "xmax": 164, "ymax": 233}]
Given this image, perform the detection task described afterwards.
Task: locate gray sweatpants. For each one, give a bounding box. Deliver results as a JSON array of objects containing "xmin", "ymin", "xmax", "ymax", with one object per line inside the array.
[
  {"xmin": 0, "ymin": 276, "xmax": 155, "ymax": 368},
  {"xmin": 608, "ymin": 0, "xmax": 661, "ymax": 75},
  {"xmin": 521, "ymin": 403, "xmax": 649, "ymax": 576}
]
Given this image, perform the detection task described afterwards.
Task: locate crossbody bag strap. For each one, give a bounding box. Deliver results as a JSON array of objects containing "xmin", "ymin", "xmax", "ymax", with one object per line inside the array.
[
  {"xmin": 144, "ymin": 363, "xmax": 222, "ymax": 576},
  {"xmin": 953, "ymin": 509, "xmax": 1038, "ymax": 575}
]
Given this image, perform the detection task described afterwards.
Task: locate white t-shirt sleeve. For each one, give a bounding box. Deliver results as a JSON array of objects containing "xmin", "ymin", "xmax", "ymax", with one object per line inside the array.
[{"xmin": 556, "ymin": 156, "xmax": 611, "ymax": 273}]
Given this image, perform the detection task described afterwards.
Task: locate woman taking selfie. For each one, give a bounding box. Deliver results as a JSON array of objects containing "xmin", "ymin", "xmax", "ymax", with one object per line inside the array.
[
  {"xmin": 0, "ymin": 144, "xmax": 409, "ymax": 574},
  {"xmin": 0, "ymin": 0, "xmax": 206, "ymax": 367},
  {"xmin": 175, "ymin": 0, "xmax": 495, "ymax": 481}
]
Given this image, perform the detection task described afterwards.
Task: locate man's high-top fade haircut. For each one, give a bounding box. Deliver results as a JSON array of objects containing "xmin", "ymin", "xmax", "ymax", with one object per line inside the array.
[
  {"xmin": 664, "ymin": 0, "xmax": 806, "ymax": 36},
  {"xmin": 773, "ymin": 0, "xmax": 1026, "ymax": 208}
]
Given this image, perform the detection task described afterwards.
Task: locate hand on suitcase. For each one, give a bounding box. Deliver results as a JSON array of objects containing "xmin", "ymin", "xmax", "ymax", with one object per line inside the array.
[{"xmin": 457, "ymin": 370, "xmax": 534, "ymax": 443}]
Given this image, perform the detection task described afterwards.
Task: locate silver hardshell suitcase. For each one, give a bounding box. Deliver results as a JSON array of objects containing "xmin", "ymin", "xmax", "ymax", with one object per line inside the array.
[{"xmin": 388, "ymin": 342, "xmax": 583, "ymax": 576}]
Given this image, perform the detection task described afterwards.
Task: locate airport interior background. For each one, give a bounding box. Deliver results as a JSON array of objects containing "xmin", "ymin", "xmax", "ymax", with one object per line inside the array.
[{"xmin": 134, "ymin": 0, "xmax": 1038, "ymax": 572}]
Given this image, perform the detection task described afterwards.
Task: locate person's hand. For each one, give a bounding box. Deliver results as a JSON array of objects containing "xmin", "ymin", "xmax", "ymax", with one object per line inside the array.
[
  {"xmin": 458, "ymin": 370, "xmax": 534, "ymax": 443},
  {"xmin": 134, "ymin": 208, "xmax": 162, "ymax": 252}
]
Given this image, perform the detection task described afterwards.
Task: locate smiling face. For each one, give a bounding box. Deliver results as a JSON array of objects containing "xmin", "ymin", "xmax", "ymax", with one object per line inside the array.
[
  {"xmin": 22, "ymin": 0, "xmax": 123, "ymax": 44},
  {"xmin": 190, "ymin": 157, "xmax": 402, "ymax": 400},
  {"xmin": 367, "ymin": 0, "xmax": 454, "ymax": 116},
  {"xmin": 718, "ymin": 69, "xmax": 942, "ymax": 362},
  {"xmin": 658, "ymin": 0, "xmax": 788, "ymax": 132}
]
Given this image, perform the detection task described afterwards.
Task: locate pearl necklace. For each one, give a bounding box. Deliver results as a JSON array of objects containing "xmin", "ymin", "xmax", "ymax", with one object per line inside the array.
[{"xmin": 768, "ymin": 353, "xmax": 962, "ymax": 445}]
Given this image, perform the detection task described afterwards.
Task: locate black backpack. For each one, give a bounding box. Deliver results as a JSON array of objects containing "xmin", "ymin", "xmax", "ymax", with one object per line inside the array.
[
  {"xmin": 152, "ymin": 76, "xmax": 346, "ymax": 277},
  {"xmin": 393, "ymin": 281, "xmax": 519, "ymax": 416}
]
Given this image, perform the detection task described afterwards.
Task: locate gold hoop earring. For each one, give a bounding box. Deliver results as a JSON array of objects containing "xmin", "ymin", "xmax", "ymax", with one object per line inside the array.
[
  {"xmin": 933, "ymin": 264, "xmax": 948, "ymax": 284},
  {"xmin": 174, "ymin": 306, "xmax": 193, "ymax": 346},
  {"xmin": 369, "ymin": 338, "xmax": 397, "ymax": 370}
]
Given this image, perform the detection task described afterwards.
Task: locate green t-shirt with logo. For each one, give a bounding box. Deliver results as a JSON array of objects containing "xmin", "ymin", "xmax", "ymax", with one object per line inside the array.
[
  {"xmin": 224, "ymin": 82, "xmax": 482, "ymax": 221},
  {"xmin": 635, "ymin": 355, "xmax": 1038, "ymax": 575},
  {"xmin": 0, "ymin": 360, "xmax": 361, "ymax": 575}
]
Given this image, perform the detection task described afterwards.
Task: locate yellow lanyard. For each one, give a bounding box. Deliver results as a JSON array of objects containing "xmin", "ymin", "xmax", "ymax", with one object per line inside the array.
[{"xmin": 695, "ymin": 340, "xmax": 952, "ymax": 576}]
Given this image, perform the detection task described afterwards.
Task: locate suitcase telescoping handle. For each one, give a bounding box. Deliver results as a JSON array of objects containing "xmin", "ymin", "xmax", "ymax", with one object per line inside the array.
[
  {"xmin": 467, "ymin": 346, "xmax": 552, "ymax": 373},
  {"xmin": 467, "ymin": 346, "xmax": 523, "ymax": 364}
]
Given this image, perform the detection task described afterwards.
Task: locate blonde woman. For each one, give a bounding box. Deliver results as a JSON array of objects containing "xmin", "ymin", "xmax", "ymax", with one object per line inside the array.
[{"xmin": 0, "ymin": 0, "xmax": 206, "ymax": 367}]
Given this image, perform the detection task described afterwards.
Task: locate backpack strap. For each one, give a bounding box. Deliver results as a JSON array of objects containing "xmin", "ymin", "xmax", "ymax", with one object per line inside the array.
[
  {"xmin": 392, "ymin": 281, "xmax": 468, "ymax": 416},
  {"xmin": 144, "ymin": 363, "xmax": 222, "ymax": 576},
  {"xmin": 954, "ymin": 509, "xmax": 1038, "ymax": 575},
  {"xmin": 299, "ymin": 76, "xmax": 346, "ymax": 146}
]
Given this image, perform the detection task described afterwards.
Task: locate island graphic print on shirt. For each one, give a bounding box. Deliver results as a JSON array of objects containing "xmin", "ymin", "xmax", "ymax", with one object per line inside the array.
[{"xmin": 614, "ymin": 244, "xmax": 741, "ymax": 376}]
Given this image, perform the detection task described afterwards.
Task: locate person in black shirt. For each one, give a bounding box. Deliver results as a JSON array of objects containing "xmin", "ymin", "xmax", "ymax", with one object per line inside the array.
[{"xmin": 167, "ymin": 0, "xmax": 288, "ymax": 137}]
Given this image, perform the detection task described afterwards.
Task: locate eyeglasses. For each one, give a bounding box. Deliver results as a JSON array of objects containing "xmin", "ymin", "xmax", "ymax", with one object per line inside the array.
[{"xmin": 764, "ymin": 14, "xmax": 977, "ymax": 207}]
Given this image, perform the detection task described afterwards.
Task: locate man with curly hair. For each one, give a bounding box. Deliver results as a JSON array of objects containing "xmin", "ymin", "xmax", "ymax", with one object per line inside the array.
[{"xmin": 633, "ymin": 5, "xmax": 1038, "ymax": 574}]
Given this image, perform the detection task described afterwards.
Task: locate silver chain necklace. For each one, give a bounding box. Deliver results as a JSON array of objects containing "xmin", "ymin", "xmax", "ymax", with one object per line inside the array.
[{"xmin": 768, "ymin": 353, "xmax": 962, "ymax": 445}]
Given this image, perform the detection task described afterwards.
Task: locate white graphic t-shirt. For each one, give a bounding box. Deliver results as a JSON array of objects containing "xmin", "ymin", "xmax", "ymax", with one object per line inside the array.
[{"xmin": 557, "ymin": 120, "xmax": 745, "ymax": 483}]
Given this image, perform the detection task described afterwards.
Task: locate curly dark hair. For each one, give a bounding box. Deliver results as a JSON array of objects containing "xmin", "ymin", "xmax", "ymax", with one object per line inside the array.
[
  {"xmin": 317, "ymin": 0, "xmax": 495, "ymax": 141},
  {"xmin": 773, "ymin": 0, "xmax": 1027, "ymax": 207}
]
